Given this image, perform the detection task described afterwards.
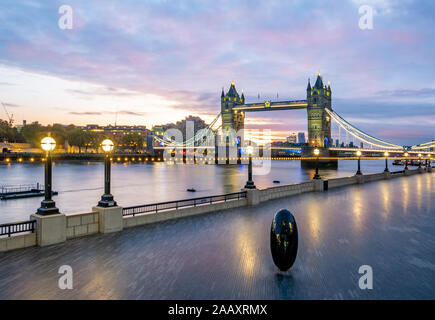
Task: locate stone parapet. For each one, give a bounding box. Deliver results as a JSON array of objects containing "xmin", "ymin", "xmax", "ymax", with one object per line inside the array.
[
  {"xmin": 30, "ymin": 213, "xmax": 66, "ymax": 247},
  {"xmin": 92, "ymin": 206, "xmax": 123, "ymax": 234},
  {"xmin": 66, "ymin": 211, "xmax": 99, "ymax": 239}
]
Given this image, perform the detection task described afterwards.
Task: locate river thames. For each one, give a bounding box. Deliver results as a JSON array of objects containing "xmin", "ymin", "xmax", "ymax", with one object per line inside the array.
[{"xmin": 1, "ymin": 159, "xmax": 404, "ymax": 224}]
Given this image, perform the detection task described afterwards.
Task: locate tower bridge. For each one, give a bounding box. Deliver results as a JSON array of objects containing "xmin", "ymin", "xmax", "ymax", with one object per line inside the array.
[
  {"xmin": 221, "ymin": 72, "xmax": 336, "ymax": 167},
  {"xmin": 154, "ymin": 71, "xmax": 435, "ymax": 166}
]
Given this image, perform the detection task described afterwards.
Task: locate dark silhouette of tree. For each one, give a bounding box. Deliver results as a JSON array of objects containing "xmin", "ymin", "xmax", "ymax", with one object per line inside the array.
[
  {"xmin": 0, "ymin": 119, "xmax": 23, "ymax": 143},
  {"xmin": 120, "ymin": 133, "xmax": 144, "ymax": 152},
  {"xmin": 67, "ymin": 128, "xmax": 90, "ymax": 153}
]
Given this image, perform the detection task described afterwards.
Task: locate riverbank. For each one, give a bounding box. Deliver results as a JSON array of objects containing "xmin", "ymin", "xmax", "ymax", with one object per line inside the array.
[
  {"xmin": 0, "ymin": 152, "xmax": 162, "ymax": 162},
  {"xmin": 0, "ymin": 170, "xmax": 433, "ymax": 299},
  {"xmin": 1, "ymin": 166, "xmax": 431, "ymax": 252}
]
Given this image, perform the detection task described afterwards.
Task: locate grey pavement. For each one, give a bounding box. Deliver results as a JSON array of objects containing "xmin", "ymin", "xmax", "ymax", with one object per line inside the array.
[{"xmin": 0, "ymin": 173, "xmax": 434, "ymax": 299}]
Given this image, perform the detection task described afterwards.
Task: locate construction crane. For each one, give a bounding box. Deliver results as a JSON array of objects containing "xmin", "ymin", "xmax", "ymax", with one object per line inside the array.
[{"xmin": 1, "ymin": 100, "xmax": 14, "ymax": 126}]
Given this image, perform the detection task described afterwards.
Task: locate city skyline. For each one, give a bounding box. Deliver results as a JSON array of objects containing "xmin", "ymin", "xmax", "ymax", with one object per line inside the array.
[{"xmin": 1, "ymin": 0, "xmax": 435, "ymax": 145}]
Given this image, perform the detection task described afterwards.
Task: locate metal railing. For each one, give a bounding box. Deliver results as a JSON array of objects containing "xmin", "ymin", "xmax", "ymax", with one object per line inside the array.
[
  {"xmin": 0, "ymin": 183, "xmax": 42, "ymax": 194},
  {"xmin": 123, "ymin": 191, "xmax": 247, "ymax": 217},
  {"xmin": 0, "ymin": 220, "xmax": 36, "ymax": 237}
]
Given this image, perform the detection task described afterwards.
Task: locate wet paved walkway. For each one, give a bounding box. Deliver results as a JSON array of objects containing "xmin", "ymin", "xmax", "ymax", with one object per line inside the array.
[{"xmin": 0, "ymin": 173, "xmax": 434, "ymax": 299}]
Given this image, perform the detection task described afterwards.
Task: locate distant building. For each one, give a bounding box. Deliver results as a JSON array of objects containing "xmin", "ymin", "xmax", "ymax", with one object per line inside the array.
[
  {"xmin": 271, "ymin": 141, "xmax": 302, "ymax": 157},
  {"xmin": 14, "ymin": 120, "xmax": 27, "ymax": 133},
  {"xmin": 297, "ymin": 132, "xmax": 305, "ymax": 144},
  {"xmin": 84, "ymin": 124, "xmax": 100, "ymax": 131},
  {"xmin": 287, "ymin": 133, "xmax": 297, "ymax": 144},
  {"xmin": 84, "ymin": 124, "xmax": 150, "ymax": 149},
  {"xmin": 151, "ymin": 126, "xmax": 164, "ymax": 137}
]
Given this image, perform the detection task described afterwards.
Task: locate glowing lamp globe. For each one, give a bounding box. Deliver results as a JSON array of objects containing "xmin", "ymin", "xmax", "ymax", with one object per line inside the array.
[
  {"xmin": 313, "ymin": 148, "xmax": 320, "ymax": 156},
  {"xmin": 356, "ymin": 151, "xmax": 362, "ymax": 157},
  {"xmin": 247, "ymin": 146, "xmax": 254, "ymax": 156},
  {"xmin": 384, "ymin": 152, "xmax": 389, "ymax": 157},
  {"xmin": 101, "ymin": 139, "xmax": 114, "ymax": 152},
  {"xmin": 41, "ymin": 137, "xmax": 56, "ymax": 152},
  {"xmin": 404, "ymin": 152, "xmax": 409, "ymax": 157},
  {"xmin": 418, "ymin": 153, "xmax": 422, "ymax": 158}
]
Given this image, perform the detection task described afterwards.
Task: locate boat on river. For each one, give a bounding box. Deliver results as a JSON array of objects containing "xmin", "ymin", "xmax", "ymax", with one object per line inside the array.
[{"xmin": 0, "ymin": 183, "xmax": 58, "ymax": 200}]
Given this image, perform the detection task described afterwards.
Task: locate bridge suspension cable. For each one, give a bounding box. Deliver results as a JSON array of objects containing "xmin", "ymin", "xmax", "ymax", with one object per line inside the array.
[
  {"xmin": 153, "ymin": 113, "xmax": 222, "ymax": 147},
  {"xmin": 410, "ymin": 140, "xmax": 435, "ymax": 150},
  {"xmin": 326, "ymin": 109, "xmax": 403, "ymax": 150}
]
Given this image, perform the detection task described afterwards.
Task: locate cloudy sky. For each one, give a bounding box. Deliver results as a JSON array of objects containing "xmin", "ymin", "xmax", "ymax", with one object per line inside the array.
[{"xmin": 0, "ymin": 0, "xmax": 434, "ymax": 145}]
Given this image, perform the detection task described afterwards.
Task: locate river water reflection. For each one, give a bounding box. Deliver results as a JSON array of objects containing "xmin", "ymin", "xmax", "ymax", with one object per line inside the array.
[{"xmin": 0, "ymin": 159, "xmax": 403, "ymax": 223}]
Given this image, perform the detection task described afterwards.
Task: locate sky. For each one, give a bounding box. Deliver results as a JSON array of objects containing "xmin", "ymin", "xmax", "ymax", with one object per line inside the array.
[{"xmin": 0, "ymin": 0, "xmax": 434, "ymax": 145}]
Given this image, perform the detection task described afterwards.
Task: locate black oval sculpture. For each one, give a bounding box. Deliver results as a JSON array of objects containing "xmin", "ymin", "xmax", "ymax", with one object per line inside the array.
[{"xmin": 270, "ymin": 209, "xmax": 298, "ymax": 271}]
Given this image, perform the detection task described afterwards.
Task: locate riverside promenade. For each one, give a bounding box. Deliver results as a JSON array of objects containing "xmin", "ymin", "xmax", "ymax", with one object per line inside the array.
[{"xmin": 0, "ymin": 171, "xmax": 434, "ymax": 299}]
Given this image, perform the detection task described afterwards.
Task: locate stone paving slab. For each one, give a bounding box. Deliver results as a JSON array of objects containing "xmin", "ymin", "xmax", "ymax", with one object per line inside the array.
[{"xmin": 0, "ymin": 173, "xmax": 434, "ymax": 299}]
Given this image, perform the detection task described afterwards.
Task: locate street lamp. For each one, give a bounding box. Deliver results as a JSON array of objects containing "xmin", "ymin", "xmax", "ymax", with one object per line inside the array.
[
  {"xmin": 244, "ymin": 145, "xmax": 256, "ymax": 189},
  {"xmin": 384, "ymin": 152, "xmax": 389, "ymax": 172},
  {"xmin": 313, "ymin": 148, "xmax": 320, "ymax": 179},
  {"xmin": 418, "ymin": 153, "xmax": 422, "ymax": 168},
  {"xmin": 404, "ymin": 152, "xmax": 409, "ymax": 170},
  {"xmin": 356, "ymin": 150, "xmax": 362, "ymax": 175},
  {"xmin": 427, "ymin": 154, "xmax": 431, "ymax": 168},
  {"xmin": 37, "ymin": 136, "xmax": 59, "ymax": 215},
  {"xmin": 98, "ymin": 139, "xmax": 117, "ymax": 207}
]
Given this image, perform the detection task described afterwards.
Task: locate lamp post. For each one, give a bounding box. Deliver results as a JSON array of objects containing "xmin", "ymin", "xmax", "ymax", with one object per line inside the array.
[
  {"xmin": 313, "ymin": 148, "xmax": 320, "ymax": 179},
  {"xmin": 244, "ymin": 145, "xmax": 256, "ymax": 189},
  {"xmin": 356, "ymin": 150, "xmax": 362, "ymax": 175},
  {"xmin": 418, "ymin": 153, "xmax": 422, "ymax": 168},
  {"xmin": 427, "ymin": 154, "xmax": 430, "ymax": 168},
  {"xmin": 98, "ymin": 139, "xmax": 117, "ymax": 207},
  {"xmin": 37, "ymin": 136, "xmax": 59, "ymax": 215},
  {"xmin": 384, "ymin": 152, "xmax": 389, "ymax": 172},
  {"xmin": 404, "ymin": 152, "xmax": 409, "ymax": 170}
]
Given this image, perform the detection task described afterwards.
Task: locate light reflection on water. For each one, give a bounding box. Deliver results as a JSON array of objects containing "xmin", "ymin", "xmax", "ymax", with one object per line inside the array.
[
  {"xmin": 351, "ymin": 188, "xmax": 364, "ymax": 233},
  {"xmin": 0, "ymin": 159, "xmax": 404, "ymax": 224},
  {"xmin": 401, "ymin": 176, "xmax": 410, "ymax": 213},
  {"xmin": 381, "ymin": 182, "xmax": 390, "ymax": 221},
  {"xmin": 307, "ymin": 202, "xmax": 321, "ymax": 245}
]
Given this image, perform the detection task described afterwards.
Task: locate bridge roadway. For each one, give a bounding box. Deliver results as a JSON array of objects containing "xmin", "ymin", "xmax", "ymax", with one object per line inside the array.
[{"xmin": 0, "ymin": 173, "xmax": 434, "ymax": 299}]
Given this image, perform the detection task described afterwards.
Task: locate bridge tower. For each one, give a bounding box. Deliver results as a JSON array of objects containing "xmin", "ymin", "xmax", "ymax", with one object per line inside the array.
[
  {"xmin": 302, "ymin": 72, "xmax": 337, "ymax": 168},
  {"xmin": 219, "ymin": 81, "xmax": 245, "ymax": 163},
  {"xmin": 306, "ymin": 72, "xmax": 332, "ymax": 148},
  {"xmin": 221, "ymin": 81, "xmax": 245, "ymax": 133}
]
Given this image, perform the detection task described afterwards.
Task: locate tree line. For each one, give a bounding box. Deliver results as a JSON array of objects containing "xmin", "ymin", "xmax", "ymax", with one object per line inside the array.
[
  {"xmin": 0, "ymin": 120, "xmax": 145, "ymax": 153},
  {"xmin": 1, "ymin": 115, "xmax": 208, "ymax": 153}
]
